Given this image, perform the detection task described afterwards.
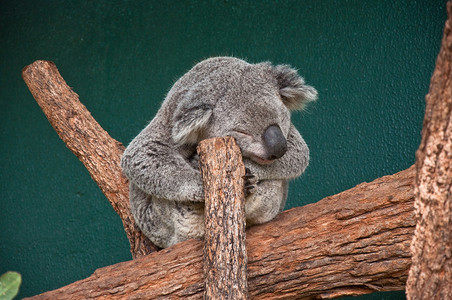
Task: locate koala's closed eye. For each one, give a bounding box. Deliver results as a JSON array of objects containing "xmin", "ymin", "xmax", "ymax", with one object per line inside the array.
[{"xmin": 232, "ymin": 129, "xmax": 252, "ymax": 138}]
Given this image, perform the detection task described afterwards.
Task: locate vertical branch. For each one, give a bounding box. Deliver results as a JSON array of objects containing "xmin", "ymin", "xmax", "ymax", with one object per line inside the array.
[
  {"xmin": 197, "ymin": 137, "xmax": 248, "ymax": 300},
  {"xmin": 407, "ymin": 2, "xmax": 452, "ymax": 299},
  {"xmin": 22, "ymin": 60, "xmax": 158, "ymax": 257}
]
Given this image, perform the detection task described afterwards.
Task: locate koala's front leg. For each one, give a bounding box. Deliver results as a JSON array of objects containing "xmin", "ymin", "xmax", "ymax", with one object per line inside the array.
[
  {"xmin": 121, "ymin": 128, "xmax": 205, "ymax": 202},
  {"xmin": 243, "ymin": 166, "xmax": 288, "ymax": 225},
  {"xmin": 245, "ymin": 179, "xmax": 288, "ymax": 226}
]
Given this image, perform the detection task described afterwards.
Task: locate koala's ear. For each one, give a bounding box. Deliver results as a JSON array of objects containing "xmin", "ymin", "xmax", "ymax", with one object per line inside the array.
[
  {"xmin": 172, "ymin": 102, "xmax": 213, "ymax": 145},
  {"xmin": 273, "ymin": 64, "xmax": 318, "ymax": 110}
]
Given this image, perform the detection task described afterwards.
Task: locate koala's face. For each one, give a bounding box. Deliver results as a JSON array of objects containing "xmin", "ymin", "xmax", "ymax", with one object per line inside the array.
[
  {"xmin": 207, "ymin": 82, "xmax": 292, "ymax": 165},
  {"xmin": 170, "ymin": 57, "xmax": 317, "ymax": 165}
]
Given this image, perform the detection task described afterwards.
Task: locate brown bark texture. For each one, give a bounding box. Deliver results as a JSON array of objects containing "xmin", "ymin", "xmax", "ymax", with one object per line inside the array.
[
  {"xmin": 198, "ymin": 137, "xmax": 248, "ymax": 300},
  {"xmin": 406, "ymin": 2, "xmax": 452, "ymax": 299},
  {"xmin": 23, "ymin": 15, "xmax": 452, "ymax": 295},
  {"xmin": 23, "ymin": 59, "xmax": 417, "ymax": 299},
  {"xmin": 22, "ymin": 60, "xmax": 158, "ymax": 257},
  {"xmin": 24, "ymin": 166, "xmax": 416, "ymax": 300}
]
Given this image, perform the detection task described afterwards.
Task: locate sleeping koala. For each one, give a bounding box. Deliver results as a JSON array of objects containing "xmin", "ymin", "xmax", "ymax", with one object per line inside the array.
[{"xmin": 121, "ymin": 57, "xmax": 317, "ymax": 248}]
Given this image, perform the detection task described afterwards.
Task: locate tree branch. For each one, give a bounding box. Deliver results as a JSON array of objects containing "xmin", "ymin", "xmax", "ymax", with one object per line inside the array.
[
  {"xmin": 24, "ymin": 166, "xmax": 416, "ymax": 299},
  {"xmin": 23, "ymin": 10, "xmax": 452, "ymax": 293},
  {"xmin": 406, "ymin": 1, "xmax": 452, "ymax": 299},
  {"xmin": 22, "ymin": 61, "xmax": 158, "ymax": 257},
  {"xmin": 198, "ymin": 137, "xmax": 248, "ymax": 299}
]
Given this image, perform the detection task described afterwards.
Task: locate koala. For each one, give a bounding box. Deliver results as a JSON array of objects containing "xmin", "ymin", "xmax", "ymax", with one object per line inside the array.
[{"xmin": 121, "ymin": 57, "xmax": 317, "ymax": 248}]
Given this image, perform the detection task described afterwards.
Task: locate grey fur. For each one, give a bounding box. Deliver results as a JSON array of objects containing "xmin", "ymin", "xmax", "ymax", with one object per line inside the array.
[{"xmin": 121, "ymin": 57, "xmax": 317, "ymax": 248}]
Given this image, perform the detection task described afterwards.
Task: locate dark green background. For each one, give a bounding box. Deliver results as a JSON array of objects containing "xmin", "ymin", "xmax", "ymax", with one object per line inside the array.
[{"xmin": 1, "ymin": 1, "xmax": 446, "ymax": 298}]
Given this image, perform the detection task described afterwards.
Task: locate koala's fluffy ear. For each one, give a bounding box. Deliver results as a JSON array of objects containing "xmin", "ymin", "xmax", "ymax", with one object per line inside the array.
[
  {"xmin": 172, "ymin": 101, "xmax": 213, "ymax": 145},
  {"xmin": 273, "ymin": 64, "xmax": 318, "ymax": 110}
]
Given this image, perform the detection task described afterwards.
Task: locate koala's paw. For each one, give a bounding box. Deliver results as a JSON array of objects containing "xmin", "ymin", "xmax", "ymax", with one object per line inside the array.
[
  {"xmin": 188, "ymin": 153, "xmax": 200, "ymax": 170},
  {"xmin": 244, "ymin": 167, "xmax": 258, "ymax": 197}
]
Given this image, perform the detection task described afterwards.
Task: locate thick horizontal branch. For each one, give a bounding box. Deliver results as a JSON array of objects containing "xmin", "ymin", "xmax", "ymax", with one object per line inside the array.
[
  {"xmin": 22, "ymin": 61, "xmax": 158, "ymax": 257},
  {"xmin": 26, "ymin": 166, "xmax": 415, "ymax": 299}
]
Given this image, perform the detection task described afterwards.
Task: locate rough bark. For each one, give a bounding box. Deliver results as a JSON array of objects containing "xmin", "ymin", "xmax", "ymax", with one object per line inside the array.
[
  {"xmin": 24, "ymin": 166, "xmax": 416, "ymax": 300},
  {"xmin": 22, "ymin": 61, "xmax": 158, "ymax": 257},
  {"xmin": 198, "ymin": 137, "xmax": 248, "ymax": 300},
  {"xmin": 23, "ymin": 12, "xmax": 452, "ymax": 294},
  {"xmin": 406, "ymin": 2, "xmax": 452, "ymax": 299}
]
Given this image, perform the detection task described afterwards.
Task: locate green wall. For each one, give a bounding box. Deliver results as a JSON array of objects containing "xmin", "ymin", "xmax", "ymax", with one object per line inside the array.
[{"xmin": 1, "ymin": 1, "xmax": 446, "ymax": 298}]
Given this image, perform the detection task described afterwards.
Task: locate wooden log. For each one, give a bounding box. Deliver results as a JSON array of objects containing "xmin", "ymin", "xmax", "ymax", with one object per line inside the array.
[
  {"xmin": 21, "ymin": 61, "xmax": 158, "ymax": 257},
  {"xmin": 197, "ymin": 137, "xmax": 248, "ymax": 300},
  {"xmin": 24, "ymin": 166, "xmax": 416, "ymax": 299},
  {"xmin": 406, "ymin": 1, "xmax": 452, "ymax": 299}
]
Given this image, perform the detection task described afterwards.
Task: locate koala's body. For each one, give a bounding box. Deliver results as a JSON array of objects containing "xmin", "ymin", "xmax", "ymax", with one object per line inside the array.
[{"xmin": 121, "ymin": 57, "xmax": 317, "ymax": 248}]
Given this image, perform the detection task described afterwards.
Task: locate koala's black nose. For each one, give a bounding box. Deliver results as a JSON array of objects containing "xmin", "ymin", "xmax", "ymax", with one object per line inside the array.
[{"xmin": 263, "ymin": 125, "xmax": 287, "ymax": 160}]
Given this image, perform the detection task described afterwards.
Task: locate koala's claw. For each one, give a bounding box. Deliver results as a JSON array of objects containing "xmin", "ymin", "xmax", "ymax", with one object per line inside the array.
[{"xmin": 244, "ymin": 167, "xmax": 258, "ymax": 197}]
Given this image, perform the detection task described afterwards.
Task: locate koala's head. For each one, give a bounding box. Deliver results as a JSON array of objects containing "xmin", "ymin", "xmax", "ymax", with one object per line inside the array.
[{"xmin": 171, "ymin": 57, "xmax": 317, "ymax": 164}]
